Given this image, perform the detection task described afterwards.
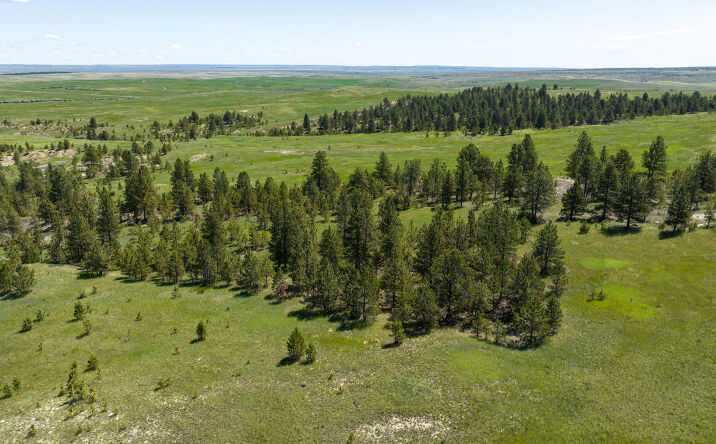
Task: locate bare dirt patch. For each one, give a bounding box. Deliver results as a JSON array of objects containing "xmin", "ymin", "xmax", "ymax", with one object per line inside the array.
[
  {"xmin": 1, "ymin": 148, "xmax": 76, "ymax": 166},
  {"xmin": 555, "ymin": 177, "xmax": 575, "ymax": 198},
  {"xmin": 189, "ymin": 152, "xmax": 208, "ymax": 163},
  {"xmin": 354, "ymin": 415, "xmax": 449, "ymax": 442}
]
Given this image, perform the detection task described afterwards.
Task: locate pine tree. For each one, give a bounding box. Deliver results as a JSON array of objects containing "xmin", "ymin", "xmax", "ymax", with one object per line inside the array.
[
  {"xmin": 305, "ymin": 342, "xmax": 317, "ymax": 363},
  {"xmin": 390, "ymin": 319, "xmax": 405, "ymax": 345},
  {"xmin": 430, "ymin": 249, "xmax": 473, "ymax": 322},
  {"xmin": 96, "ymin": 188, "xmax": 120, "ymax": 248},
  {"xmin": 66, "ymin": 206, "xmax": 95, "ymax": 264},
  {"xmin": 195, "ymin": 321, "xmax": 207, "ymax": 342},
  {"xmin": 197, "ymin": 172, "xmax": 214, "ymax": 204},
  {"xmin": 381, "ymin": 253, "xmax": 408, "ymax": 310},
  {"xmin": 532, "ymin": 222, "xmax": 565, "ymax": 277},
  {"xmin": 81, "ymin": 240, "xmax": 110, "ymax": 276},
  {"xmin": 666, "ymin": 174, "xmax": 693, "ymax": 232},
  {"xmin": 597, "ymin": 159, "xmax": 619, "ymax": 220},
  {"xmin": 12, "ymin": 264, "xmax": 35, "ymax": 297},
  {"xmin": 561, "ymin": 183, "xmax": 587, "ymax": 220},
  {"xmin": 705, "ymin": 200, "xmax": 715, "ymax": 229},
  {"xmin": 344, "ymin": 265, "xmax": 379, "ymax": 322},
  {"xmin": 546, "ymin": 296, "xmax": 562, "ymax": 334},
  {"xmin": 410, "ymin": 283, "xmax": 439, "ymax": 333},
  {"xmin": 309, "ymin": 259, "xmax": 339, "ymax": 312},
  {"xmin": 302, "ymin": 113, "xmax": 311, "ymax": 134},
  {"xmin": 523, "ymin": 163, "xmax": 556, "ymax": 220},
  {"xmin": 615, "ymin": 172, "xmax": 647, "ymax": 229},
  {"xmin": 440, "ymin": 170, "xmax": 455, "ymax": 209},
  {"xmin": 123, "ymin": 166, "xmax": 154, "ymax": 221},
  {"xmin": 374, "ymin": 151, "xmax": 393, "ymax": 185},
  {"xmin": 377, "ymin": 196, "xmax": 403, "ymax": 263},
  {"xmin": 515, "ymin": 292, "xmax": 548, "ymax": 345},
  {"xmin": 286, "ymin": 327, "xmax": 306, "ymax": 361},
  {"xmin": 642, "ymin": 136, "xmax": 667, "ymax": 181}
]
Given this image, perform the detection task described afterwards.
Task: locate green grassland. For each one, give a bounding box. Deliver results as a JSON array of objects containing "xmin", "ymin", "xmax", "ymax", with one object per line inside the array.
[
  {"xmin": 1, "ymin": 73, "xmax": 712, "ymax": 131},
  {"xmin": 0, "ymin": 211, "xmax": 714, "ymax": 442},
  {"xmin": 0, "ymin": 72, "xmax": 715, "ymax": 442}
]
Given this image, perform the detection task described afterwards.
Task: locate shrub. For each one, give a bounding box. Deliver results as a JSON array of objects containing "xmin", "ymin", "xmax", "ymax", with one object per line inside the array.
[
  {"xmin": 12, "ymin": 377, "xmax": 21, "ymax": 391},
  {"xmin": 12, "ymin": 264, "xmax": 35, "ymax": 296},
  {"xmin": 390, "ymin": 320, "xmax": 405, "ymax": 345},
  {"xmin": 305, "ymin": 343, "xmax": 317, "ymax": 363},
  {"xmin": 82, "ymin": 319, "xmax": 92, "ymax": 336},
  {"xmin": 21, "ymin": 317, "xmax": 32, "ymax": 332},
  {"xmin": 274, "ymin": 279, "xmax": 289, "ymax": 301},
  {"xmin": 35, "ymin": 308, "xmax": 45, "ymax": 322},
  {"xmin": 0, "ymin": 382, "xmax": 12, "ymax": 399},
  {"xmin": 156, "ymin": 377, "xmax": 172, "ymax": 391},
  {"xmin": 471, "ymin": 313, "xmax": 490, "ymax": 339},
  {"xmin": 27, "ymin": 424, "xmax": 37, "ymax": 438},
  {"xmin": 196, "ymin": 321, "xmax": 207, "ymax": 342},
  {"xmin": 286, "ymin": 327, "xmax": 305, "ymax": 362},
  {"xmin": 579, "ymin": 221, "xmax": 590, "ymax": 234},
  {"xmin": 135, "ymin": 312, "xmax": 143, "ymax": 322},
  {"xmin": 86, "ymin": 355, "xmax": 99, "ymax": 372},
  {"xmin": 65, "ymin": 361, "xmax": 88, "ymax": 403},
  {"xmin": 493, "ymin": 320, "xmax": 507, "ymax": 346},
  {"xmin": 73, "ymin": 301, "xmax": 89, "ymax": 321}
]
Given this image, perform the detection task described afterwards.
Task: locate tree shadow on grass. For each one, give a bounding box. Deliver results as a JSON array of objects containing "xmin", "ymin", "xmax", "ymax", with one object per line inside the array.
[
  {"xmin": 658, "ymin": 229, "xmax": 684, "ymax": 240},
  {"xmin": 75, "ymin": 272, "xmax": 104, "ymax": 280},
  {"xmin": 276, "ymin": 357, "xmax": 298, "ymax": 367},
  {"xmin": 0, "ymin": 292, "xmax": 28, "ymax": 301},
  {"xmin": 286, "ymin": 307, "xmax": 342, "ymax": 323},
  {"xmin": 337, "ymin": 318, "xmax": 371, "ymax": 332},
  {"xmin": 381, "ymin": 341, "xmax": 400, "ymax": 350},
  {"xmin": 600, "ymin": 225, "xmax": 642, "ymax": 236},
  {"xmin": 233, "ymin": 289, "xmax": 254, "ymax": 298}
]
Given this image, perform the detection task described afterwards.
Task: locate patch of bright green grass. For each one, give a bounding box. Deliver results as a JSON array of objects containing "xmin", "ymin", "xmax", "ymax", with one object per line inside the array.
[{"xmin": 579, "ymin": 257, "xmax": 630, "ymax": 270}]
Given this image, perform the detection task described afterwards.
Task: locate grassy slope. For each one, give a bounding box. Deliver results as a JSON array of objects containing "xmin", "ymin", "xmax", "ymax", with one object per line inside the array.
[{"xmin": 0, "ymin": 214, "xmax": 714, "ymax": 442}]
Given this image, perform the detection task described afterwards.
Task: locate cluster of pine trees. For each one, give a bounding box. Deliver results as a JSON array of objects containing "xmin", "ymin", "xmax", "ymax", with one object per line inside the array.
[
  {"xmin": 0, "ymin": 136, "xmax": 567, "ymax": 345},
  {"xmin": 559, "ymin": 131, "xmax": 716, "ymax": 231},
  {"xmin": 2, "ymin": 127, "xmax": 713, "ymax": 344},
  {"xmin": 269, "ymin": 85, "xmax": 715, "ymax": 136}
]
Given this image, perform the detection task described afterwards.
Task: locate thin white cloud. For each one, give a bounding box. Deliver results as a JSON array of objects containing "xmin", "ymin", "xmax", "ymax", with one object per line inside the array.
[
  {"xmin": 44, "ymin": 34, "xmax": 61, "ymax": 39},
  {"xmin": 610, "ymin": 27, "xmax": 697, "ymax": 41},
  {"xmin": 1, "ymin": 0, "xmax": 30, "ymax": 3},
  {"xmin": 169, "ymin": 43, "xmax": 182, "ymax": 49},
  {"xmin": 353, "ymin": 42, "xmax": 363, "ymax": 47},
  {"xmin": 280, "ymin": 47, "xmax": 292, "ymax": 51},
  {"xmin": 578, "ymin": 43, "xmax": 626, "ymax": 51}
]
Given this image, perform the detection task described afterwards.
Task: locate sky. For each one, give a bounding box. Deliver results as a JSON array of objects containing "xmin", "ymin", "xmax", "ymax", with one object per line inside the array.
[{"xmin": 1, "ymin": 0, "xmax": 715, "ymax": 68}]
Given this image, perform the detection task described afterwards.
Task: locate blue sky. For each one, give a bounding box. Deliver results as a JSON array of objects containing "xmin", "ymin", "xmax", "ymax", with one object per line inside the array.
[{"xmin": 1, "ymin": 0, "xmax": 714, "ymax": 67}]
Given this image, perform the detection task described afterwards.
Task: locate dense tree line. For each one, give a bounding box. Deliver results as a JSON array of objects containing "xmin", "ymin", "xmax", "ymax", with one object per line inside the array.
[
  {"xmin": 268, "ymin": 85, "xmax": 715, "ymax": 136},
  {"xmin": 560, "ymin": 131, "xmax": 716, "ymax": 232}
]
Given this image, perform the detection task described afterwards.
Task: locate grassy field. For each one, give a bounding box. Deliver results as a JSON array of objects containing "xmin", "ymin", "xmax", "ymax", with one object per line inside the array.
[
  {"xmin": 0, "ymin": 210, "xmax": 714, "ymax": 442},
  {"xmin": 1, "ymin": 74, "xmax": 712, "ymax": 131},
  {"xmin": 0, "ymin": 71, "xmax": 715, "ymax": 442}
]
